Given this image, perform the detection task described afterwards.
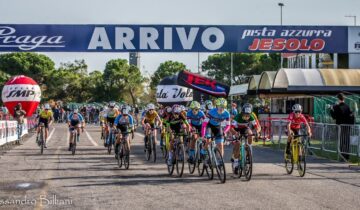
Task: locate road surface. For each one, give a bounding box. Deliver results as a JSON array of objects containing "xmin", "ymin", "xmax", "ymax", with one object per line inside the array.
[{"xmin": 0, "ymin": 124, "xmax": 359, "ymax": 210}]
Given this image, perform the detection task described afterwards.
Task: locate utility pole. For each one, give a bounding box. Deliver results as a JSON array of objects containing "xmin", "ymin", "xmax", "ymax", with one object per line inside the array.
[{"xmin": 278, "ymin": 2, "xmax": 285, "ymax": 69}]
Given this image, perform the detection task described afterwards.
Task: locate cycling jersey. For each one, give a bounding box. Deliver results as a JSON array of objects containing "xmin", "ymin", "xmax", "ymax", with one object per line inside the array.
[
  {"xmin": 207, "ymin": 108, "xmax": 230, "ymax": 127},
  {"xmin": 187, "ymin": 110, "xmax": 205, "ymax": 126},
  {"xmin": 168, "ymin": 114, "xmax": 189, "ymax": 134},
  {"xmin": 39, "ymin": 110, "xmax": 53, "ymax": 120},
  {"xmin": 231, "ymin": 108, "xmax": 238, "ymax": 116},
  {"xmin": 288, "ymin": 112, "xmax": 308, "ymax": 130},
  {"xmin": 114, "ymin": 114, "xmax": 134, "ymax": 133},
  {"xmin": 144, "ymin": 110, "xmax": 160, "ymax": 125},
  {"xmin": 232, "ymin": 113, "xmax": 259, "ymax": 129},
  {"xmin": 105, "ymin": 108, "xmax": 120, "ymax": 119},
  {"xmin": 68, "ymin": 113, "xmax": 84, "ymax": 127}
]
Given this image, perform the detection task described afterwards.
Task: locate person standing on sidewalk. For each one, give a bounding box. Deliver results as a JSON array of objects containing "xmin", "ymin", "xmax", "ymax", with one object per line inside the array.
[
  {"xmin": 13, "ymin": 103, "xmax": 27, "ymax": 144},
  {"xmin": 330, "ymin": 93, "xmax": 355, "ymax": 161}
]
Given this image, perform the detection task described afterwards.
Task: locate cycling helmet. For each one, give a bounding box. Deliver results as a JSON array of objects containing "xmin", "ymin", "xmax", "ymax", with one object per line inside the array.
[
  {"xmin": 108, "ymin": 102, "xmax": 116, "ymax": 108},
  {"xmin": 172, "ymin": 105, "xmax": 182, "ymax": 114},
  {"xmin": 147, "ymin": 103, "xmax": 155, "ymax": 110},
  {"xmin": 190, "ymin": 101, "xmax": 201, "ymax": 109},
  {"xmin": 179, "ymin": 105, "xmax": 186, "ymax": 112},
  {"xmin": 165, "ymin": 106, "xmax": 172, "ymax": 113},
  {"xmin": 241, "ymin": 103, "xmax": 253, "ymax": 114},
  {"xmin": 122, "ymin": 108, "xmax": 129, "ymax": 115},
  {"xmin": 215, "ymin": 98, "xmax": 227, "ymax": 108},
  {"xmin": 73, "ymin": 109, "xmax": 79, "ymax": 114},
  {"xmin": 204, "ymin": 100, "xmax": 213, "ymax": 110},
  {"xmin": 292, "ymin": 104, "xmax": 302, "ymax": 112},
  {"xmin": 44, "ymin": 104, "xmax": 51, "ymax": 110}
]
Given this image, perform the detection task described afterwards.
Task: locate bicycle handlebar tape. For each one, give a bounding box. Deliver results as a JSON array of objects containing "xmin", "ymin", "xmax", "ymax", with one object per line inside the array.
[{"xmin": 201, "ymin": 121, "xmax": 208, "ymax": 138}]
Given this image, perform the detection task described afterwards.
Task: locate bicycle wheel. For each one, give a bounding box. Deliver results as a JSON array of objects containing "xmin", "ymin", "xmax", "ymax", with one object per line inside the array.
[
  {"xmin": 284, "ymin": 148, "xmax": 294, "ymax": 175},
  {"xmin": 40, "ymin": 130, "xmax": 44, "ymax": 155},
  {"xmin": 72, "ymin": 135, "xmax": 77, "ymax": 156},
  {"xmin": 204, "ymin": 152, "xmax": 214, "ymax": 180},
  {"xmin": 107, "ymin": 134, "xmax": 113, "ymax": 154},
  {"xmin": 117, "ymin": 143, "xmax": 123, "ymax": 168},
  {"xmin": 244, "ymin": 146, "xmax": 253, "ymax": 181},
  {"xmin": 152, "ymin": 136, "xmax": 156, "ymax": 163},
  {"xmin": 124, "ymin": 143, "xmax": 130, "ymax": 170},
  {"xmin": 214, "ymin": 147, "xmax": 226, "ymax": 183},
  {"xmin": 176, "ymin": 142, "xmax": 185, "ymax": 177},
  {"xmin": 297, "ymin": 143, "xmax": 306, "ymax": 177},
  {"xmin": 167, "ymin": 153, "xmax": 175, "ymax": 175},
  {"xmin": 145, "ymin": 135, "xmax": 151, "ymax": 161},
  {"xmin": 188, "ymin": 142, "xmax": 197, "ymax": 174}
]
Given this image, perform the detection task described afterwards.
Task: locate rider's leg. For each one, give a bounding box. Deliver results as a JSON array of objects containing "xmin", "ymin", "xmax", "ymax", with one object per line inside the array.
[{"xmin": 115, "ymin": 133, "xmax": 121, "ymax": 155}]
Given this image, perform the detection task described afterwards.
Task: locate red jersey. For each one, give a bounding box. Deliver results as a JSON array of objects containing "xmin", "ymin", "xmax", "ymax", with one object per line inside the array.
[{"xmin": 288, "ymin": 113, "xmax": 308, "ymax": 130}]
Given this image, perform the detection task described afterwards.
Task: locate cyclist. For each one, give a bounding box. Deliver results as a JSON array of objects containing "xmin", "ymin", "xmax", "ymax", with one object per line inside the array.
[
  {"xmin": 104, "ymin": 102, "xmax": 120, "ymax": 146},
  {"xmin": 36, "ymin": 104, "xmax": 54, "ymax": 148},
  {"xmin": 167, "ymin": 104, "xmax": 190, "ymax": 165},
  {"xmin": 203, "ymin": 100, "xmax": 214, "ymax": 117},
  {"xmin": 186, "ymin": 101, "xmax": 205, "ymax": 163},
  {"xmin": 286, "ymin": 104, "xmax": 312, "ymax": 158},
  {"xmin": 114, "ymin": 107, "xmax": 134, "ymax": 159},
  {"xmin": 230, "ymin": 103, "xmax": 261, "ymax": 172},
  {"xmin": 159, "ymin": 106, "xmax": 172, "ymax": 151},
  {"xmin": 141, "ymin": 103, "xmax": 162, "ymax": 151},
  {"xmin": 201, "ymin": 98, "xmax": 230, "ymax": 156},
  {"xmin": 67, "ymin": 109, "xmax": 85, "ymax": 151}
]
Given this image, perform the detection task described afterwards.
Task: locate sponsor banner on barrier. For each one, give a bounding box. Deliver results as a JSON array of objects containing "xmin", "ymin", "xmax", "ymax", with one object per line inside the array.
[
  {"xmin": 0, "ymin": 24, "xmax": 353, "ymax": 53},
  {"xmin": 0, "ymin": 120, "xmax": 29, "ymax": 146}
]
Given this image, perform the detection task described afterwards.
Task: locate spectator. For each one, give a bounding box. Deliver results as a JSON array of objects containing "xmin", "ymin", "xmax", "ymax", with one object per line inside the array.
[
  {"xmin": 13, "ymin": 103, "xmax": 26, "ymax": 143},
  {"xmin": 330, "ymin": 93, "xmax": 355, "ymax": 160}
]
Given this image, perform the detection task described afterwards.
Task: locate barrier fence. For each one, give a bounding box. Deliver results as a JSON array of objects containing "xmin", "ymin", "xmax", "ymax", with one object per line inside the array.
[
  {"xmin": 0, "ymin": 117, "xmax": 37, "ymax": 147},
  {"xmin": 259, "ymin": 119, "xmax": 360, "ymax": 162}
]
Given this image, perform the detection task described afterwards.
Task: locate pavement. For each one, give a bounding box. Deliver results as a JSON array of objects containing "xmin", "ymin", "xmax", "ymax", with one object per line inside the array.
[{"xmin": 0, "ymin": 123, "xmax": 359, "ymax": 210}]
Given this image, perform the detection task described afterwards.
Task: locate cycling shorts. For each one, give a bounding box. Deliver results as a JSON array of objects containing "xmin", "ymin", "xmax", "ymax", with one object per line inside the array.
[
  {"xmin": 205, "ymin": 123, "xmax": 224, "ymax": 144},
  {"xmin": 38, "ymin": 118, "xmax": 49, "ymax": 129}
]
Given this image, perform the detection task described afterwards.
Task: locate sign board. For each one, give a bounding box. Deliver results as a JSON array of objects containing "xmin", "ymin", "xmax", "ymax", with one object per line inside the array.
[{"xmin": 0, "ymin": 24, "xmax": 357, "ymax": 53}]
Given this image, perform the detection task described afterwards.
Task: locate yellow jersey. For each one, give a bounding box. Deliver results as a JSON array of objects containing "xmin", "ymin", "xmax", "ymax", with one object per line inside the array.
[
  {"xmin": 145, "ymin": 111, "xmax": 160, "ymax": 124},
  {"xmin": 39, "ymin": 110, "xmax": 53, "ymax": 120}
]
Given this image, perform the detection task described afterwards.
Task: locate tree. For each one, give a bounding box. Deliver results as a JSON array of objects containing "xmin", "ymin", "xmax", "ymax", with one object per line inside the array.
[
  {"xmin": 0, "ymin": 52, "xmax": 55, "ymax": 85},
  {"xmin": 201, "ymin": 53, "xmax": 281, "ymax": 85},
  {"xmin": 124, "ymin": 65, "xmax": 148, "ymax": 105},
  {"xmin": 150, "ymin": 61, "xmax": 186, "ymax": 89}
]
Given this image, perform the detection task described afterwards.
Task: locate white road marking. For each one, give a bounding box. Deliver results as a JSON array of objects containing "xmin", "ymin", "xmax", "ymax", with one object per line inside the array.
[
  {"xmin": 46, "ymin": 128, "xmax": 56, "ymax": 143},
  {"xmin": 85, "ymin": 130, "xmax": 99, "ymax": 146}
]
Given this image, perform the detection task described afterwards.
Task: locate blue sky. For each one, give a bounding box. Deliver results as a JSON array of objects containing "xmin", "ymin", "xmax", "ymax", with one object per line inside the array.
[{"xmin": 0, "ymin": 0, "xmax": 359, "ymax": 75}]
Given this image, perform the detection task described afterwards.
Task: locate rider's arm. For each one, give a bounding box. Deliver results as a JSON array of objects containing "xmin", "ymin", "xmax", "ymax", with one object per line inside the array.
[
  {"xmin": 141, "ymin": 114, "xmax": 146, "ymax": 127},
  {"xmin": 302, "ymin": 116, "xmax": 312, "ymax": 137},
  {"xmin": 287, "ymin": 113, "xmax": 293, "ymax": 135}
]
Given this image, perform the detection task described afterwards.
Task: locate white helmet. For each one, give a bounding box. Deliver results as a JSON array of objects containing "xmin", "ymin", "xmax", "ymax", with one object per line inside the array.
[
  {"xmin": 122, "ymin": 108, "xmax": 129, "ymax": 115},
  {"xmin": 73, "ymin": 109, "xmax": 79, "ymax": 114},
  {"xmin": 292, "ymin": 104, "xmax": 302, "ymax": 112},
  {"xmin": 147, "ymin": 103, "xmax": 155, "ymax": 110},
  {"xmin": 44, "ymin": 104, "xmax": 51, "ymax": 110},
  {"xmin": 108, "ymin": 102, "xmax": 116, "ymax": 108}
]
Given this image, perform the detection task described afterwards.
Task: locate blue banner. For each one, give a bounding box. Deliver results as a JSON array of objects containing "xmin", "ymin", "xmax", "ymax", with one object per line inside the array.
[{"xmin": 0, "ymin": 24, "xmax": 350, "ymax": 53}]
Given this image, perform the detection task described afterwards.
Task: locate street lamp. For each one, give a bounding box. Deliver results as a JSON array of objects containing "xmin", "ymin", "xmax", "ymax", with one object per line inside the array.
[
  {"xmin": 278, "ymin": 2, "xmax": 285, "ymax": 68},
  {"xmin": 345, "ymin": 15, "xmax": 357, "ymax": 26}
]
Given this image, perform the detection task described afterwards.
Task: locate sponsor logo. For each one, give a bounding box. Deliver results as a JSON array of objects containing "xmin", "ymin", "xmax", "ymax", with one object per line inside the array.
[
  {"xmin": 0, "ymin": 26, "xmax": 65, "ymax": 50},
  {"xmin": 248, "ymin": 38, "xmax": 325, "ymax": 51}
]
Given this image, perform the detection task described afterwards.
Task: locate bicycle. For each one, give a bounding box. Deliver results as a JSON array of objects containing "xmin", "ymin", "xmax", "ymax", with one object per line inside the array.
[
  {"xmin": 166, "ymin": 132, "xmax": 186, "ymax": 177},
  {"xmin": 69, "ymin": 126, "xmax": 80, "ymax": 156},
  {"xmin": 144, "ymin": 126, "xmax": 157, "ymax": 162},
  {"xmin": 117, "ymin": 130, "xmax": 130, "ymax": 169},
  {"xmin": 198, "ymin": 134, "xmax": 226, "ymax": 183},
  {"xmin": 37, "ymin": 123, "xmax": 45, "ymax": 155},
  {"xmin": 284, "ymin": 133, "xmax": 308, "ymax": 177},
  {"xmin": 229, "ymin": 133, "xmax": 256, "ymax": 181},
  {"xmin": 161, "ymin": 124, "xmax": 171, "ymax": 159}
]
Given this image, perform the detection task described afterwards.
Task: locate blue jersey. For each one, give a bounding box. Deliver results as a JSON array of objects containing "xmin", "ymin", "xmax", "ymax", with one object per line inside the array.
[
  {"xmin": 68, "ymin": 113, "xmax": 84, "ymax": 122},
  {"xmin": 114, "ymin": 114, "xmax": 134, "ymax": 127},
  {"xmin": 207, "ymin": 108, "xmax": 230, "ymax": 127},
  {"xmin": 187, "ymin": 110, "xmax": 205, "ymax": 126}
]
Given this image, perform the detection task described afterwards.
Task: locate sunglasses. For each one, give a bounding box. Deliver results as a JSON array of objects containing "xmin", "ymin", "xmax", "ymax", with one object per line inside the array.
[{"xmin": 294, "ymin": 111, "xmax": 301, "ymax": 114}]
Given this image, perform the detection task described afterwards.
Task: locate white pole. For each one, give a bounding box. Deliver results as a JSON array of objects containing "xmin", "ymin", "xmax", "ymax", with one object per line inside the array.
[{"xmin": 231, "ymin": 53, "xmax": 234, "ymax": 104}]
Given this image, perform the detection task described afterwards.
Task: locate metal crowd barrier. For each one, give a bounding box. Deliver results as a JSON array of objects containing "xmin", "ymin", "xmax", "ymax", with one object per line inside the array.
[
  {"xmin": 0, "ymin": 117, "xmax": 37, "ymax": 147},
  {"xmin": 260, "ymin": 119, "xmax": 360, "ymax": 163}
]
